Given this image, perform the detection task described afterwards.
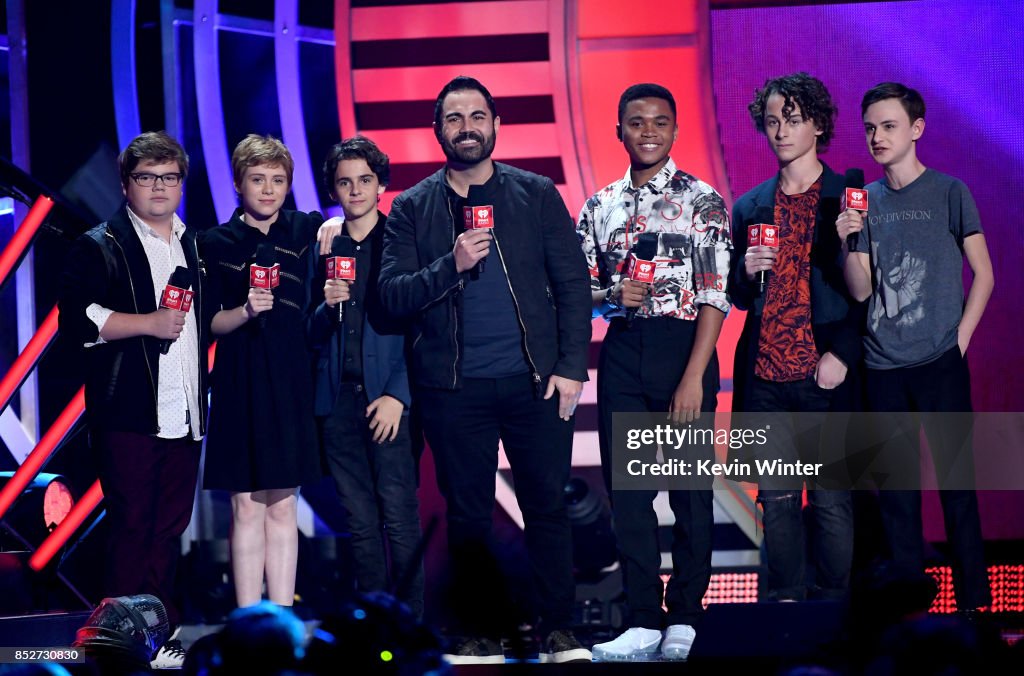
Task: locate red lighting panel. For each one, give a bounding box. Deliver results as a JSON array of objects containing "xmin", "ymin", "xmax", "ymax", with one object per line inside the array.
[
  {"xmin": 928, "ymin": 565, "xmax": 1024, "ymax": 613},
  {"xmin": 0, "ymin": 195, "xmax": 54, "ymax": 288}
]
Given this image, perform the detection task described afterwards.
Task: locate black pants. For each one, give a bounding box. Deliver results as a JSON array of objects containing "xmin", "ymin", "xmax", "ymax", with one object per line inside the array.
[
  {"xmin": 321, "ymin": 384, "xmax": 424, "ymax": 618},
  {"xmin": 95, "ymin": 429, "xmax": 202, "ymax": 628},
  {"xmin": 865, "ymin": 346, "xmax": 991, "ymax": 610},
  {"xmin": 598, "ymin": 317, "xmax": 718, "ymax": 629},
  {"xmin": 746, "ymin": 376, "xmax": 854, "ymax": 601},
  {"xmin": 418, "ymin": 373, "xmax": 576, "ymax": 633}
]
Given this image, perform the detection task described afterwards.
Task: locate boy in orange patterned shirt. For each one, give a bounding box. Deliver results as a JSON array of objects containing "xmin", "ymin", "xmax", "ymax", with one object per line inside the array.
[{"xmin": 730, "ymin": 73, "xmax": 863, "ymax": 602}]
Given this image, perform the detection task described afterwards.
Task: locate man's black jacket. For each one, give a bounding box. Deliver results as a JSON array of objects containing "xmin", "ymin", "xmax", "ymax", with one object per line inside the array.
[
  {"xmin": 379, "ymin": 163, "xmax": 591, "ymax": 390},
  {"xmin": 58, "ymin": 205, "xmax": 210, "ymax": 435}
]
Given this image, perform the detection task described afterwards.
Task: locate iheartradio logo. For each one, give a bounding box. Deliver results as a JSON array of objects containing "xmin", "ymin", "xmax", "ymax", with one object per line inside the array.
[
  {"xmin": 626, "ymin": 253, "xmax": 656, "ymax": 284},
  {"xmin": 842, "ymin": 187, "xmax": 869, "ymax": 212},
  {"xmin": 748, "ymin": 223, "xmax": 779, "ymax": 249},
  {"xmin": 161, "ymin": 285, "xmax": 193, "ymax": 312},
  {"xmin": 327, "ymin": 256, "xmax": 356, "ymax": 281},
  {"xmin": 250, "ymin": 263, "xmax": 281, "ymax": 289},
  {"xmin": 463, "ymin": 205, "xmax": 494, "ymax": 229}
]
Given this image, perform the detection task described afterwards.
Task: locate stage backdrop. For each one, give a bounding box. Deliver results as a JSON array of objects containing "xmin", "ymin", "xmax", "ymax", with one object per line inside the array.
[{"xmin": 710, "ymin": 0, "xmax": 1024, "ymax": 539}]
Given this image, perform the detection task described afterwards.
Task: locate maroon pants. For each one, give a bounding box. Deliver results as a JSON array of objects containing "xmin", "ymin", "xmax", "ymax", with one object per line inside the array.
[{"xmin": 95, "ymin": 429, "xmax": 201, "ymax": 628}]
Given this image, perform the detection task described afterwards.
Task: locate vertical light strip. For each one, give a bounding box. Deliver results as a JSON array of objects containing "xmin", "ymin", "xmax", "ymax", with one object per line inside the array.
[
  {"xmin": 193, "ymin": 1, "xmax": 237, "ymax": 223},
  {"xmin": 562, "ymin": 0, "xmax": 596, "ymax": 195},
  {"xmin": 160, "ymin": 0, "xmax": 182, "ymax": 140},
  {"xmin": 6, "ymin": 0, "xmax": 39, "ymax": 443},
  {"xmin": 547, "ymin": 0, "xmax": 587, "ymax": 211},
  {"xmin": 111, "ymin": 0, "xmax": 142, "ymax": 148},
  {"xmin": 333, "ymin": 0, "xmax": 356, "ymax": 139},
  {"xmin": 695, "ymin": 0, "xmax": 731, "ymax": 205},
  {"xmin": 274, "ymin": 0, "xmax": 321, "ymax": 212}
]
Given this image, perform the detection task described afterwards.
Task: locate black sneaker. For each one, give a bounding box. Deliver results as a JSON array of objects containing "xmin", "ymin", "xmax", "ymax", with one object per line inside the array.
[
  {"xmin": 443, "ymin": 637, "xmax": 506, "ymax": 665},
  {"xmin": 539, "ymin": 629, "xmax": 592, "ymax": 663}
]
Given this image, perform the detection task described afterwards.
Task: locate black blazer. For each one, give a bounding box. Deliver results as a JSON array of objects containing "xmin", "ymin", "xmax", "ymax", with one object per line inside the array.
[
  {"xmin": 58, "ymin": 205, "xmax": 211, "ymax": 435},
  {"xmin": 728, "ymin": 163, "xmax": 865, "ymax": 411}
]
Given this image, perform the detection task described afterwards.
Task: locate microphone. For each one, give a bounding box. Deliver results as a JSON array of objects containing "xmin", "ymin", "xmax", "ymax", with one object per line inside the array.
[
  {"xmin": 327, "ymin": 234, "xmax": 356, "ymax": 323},
  {"xmin": 841, "ymin": 168, "xmax": 868, "ymax": 251},
  {"xmin": 748, "ymin": 206, "xmax": 778, "ymax": 295},
  {"xmin": 158, "ymin": 265, "xmax": 194, "ymax": 355},
  {"xmin": 249, "ymin": 242, "xmax": 280, "ymax": 329},
  {"xmin": 624, "ymin": 232, "xmax": 659, "ymax": 322},
  {"xmin": 462, "ymin": 197, "xmax": 494, "ymax": 280}
]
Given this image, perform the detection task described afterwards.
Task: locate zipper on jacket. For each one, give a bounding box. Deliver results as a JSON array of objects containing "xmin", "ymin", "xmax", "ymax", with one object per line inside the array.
[
  {"xmin": 491, "ymin": 229, "xmax": 540, "ymax": 387},
  {"xmin": 106, "ymin": 229, "xmax": 160, "ymax": 432},
  {"xmin": 446, "ymin": 197, "xmax": 462, "ymax": 388},
  {"xmin": 191, "ymin": 236, "xmax": 206, "ymax": 435}
]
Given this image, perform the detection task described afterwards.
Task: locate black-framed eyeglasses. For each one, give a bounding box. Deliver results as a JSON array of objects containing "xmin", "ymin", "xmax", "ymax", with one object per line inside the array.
[{"xmin": 129, "ymin": 172, "xmax": 183, "ymax": 188}]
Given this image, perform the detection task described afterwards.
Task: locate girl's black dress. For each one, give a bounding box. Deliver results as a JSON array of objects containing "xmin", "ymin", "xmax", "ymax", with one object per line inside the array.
[{"xmin": 200, "ymin": 208, "xmax": 322, "ymax": 492}]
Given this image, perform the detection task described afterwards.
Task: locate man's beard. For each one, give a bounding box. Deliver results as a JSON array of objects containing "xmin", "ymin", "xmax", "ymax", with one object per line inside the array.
[{"xmin": 440, "ymin": 130, "xmax": 496, "ymax": 165}]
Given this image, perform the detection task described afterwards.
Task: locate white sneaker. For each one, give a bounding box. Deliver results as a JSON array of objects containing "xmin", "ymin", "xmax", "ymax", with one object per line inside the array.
[
  {"xmin": 591, "ymin": 627, "xmax": 662, "ymax": 662},
  {"xmin": 150, "ymin": 639, "xmax": 186, "ymax": 669},
  {"xmin": 661, "ymin": 624, "xmax": 696, "ymax": 661},
  {"xmin": 149, "ymin": 626, "xmax": 185, "ymax": 670}
]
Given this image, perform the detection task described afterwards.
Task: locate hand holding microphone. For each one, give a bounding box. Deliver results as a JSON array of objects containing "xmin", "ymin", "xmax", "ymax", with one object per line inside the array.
[
  {"xmin": 453, "ymin": 229, "xmax": 491, "ymax": 274},
  {"xmin": 326, "ymin": 235, "xmax": 356, "ymax": 323},
  {"xmin": 157, "ymin": 265, "xmax": 194, "ymax": 353},
  {"xmin": 152, "ymin": 308, "xmax": 187, "ymax": 343},
  {"xmin": 249, "ymin": 243, "xmax": 280, "ymax": 328},
  {"xmin": 458, "ymin": 201, "xmax": 494, "ymax": 278},
  {"xmin": 324, "ymin": 279, "xmax": 351, "ymax": 308},
  {"xmin": 613, "ymin": 278, "xmax": 649, "ymax": 308},
  {"xmin": 623, "ymin": 232, "xmax": 658, "ymax": 322},
  {"xmin": 746, "ymin": 207, "xmax": 778, "ymax": 294},
  {"xmin": 836, "ymin": 209, "xmax": 865, "ymax": 246},
  {"xmin": 244, "ymin": 286, "xmax": 274, "ymax": 320},
  {"xmin": 839, "ymin": 168, "xmax": 868, "ymax": 250}
]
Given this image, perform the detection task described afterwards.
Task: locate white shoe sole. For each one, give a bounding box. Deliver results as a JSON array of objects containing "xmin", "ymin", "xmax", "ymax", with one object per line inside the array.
[
  {"xmin": 592, "ymin": 646, "xmax": 660, "ymax": 662},
  {"xmin": 443, "ymin": 654, "xmax": 507, "ymax": 665},
  {"xmin": 662, "ymin": 646, "xmax": 692, "ymax": 661},
  {"xmin": 539, "ymin": 647, "xmax": 593, "ymax": 663}
]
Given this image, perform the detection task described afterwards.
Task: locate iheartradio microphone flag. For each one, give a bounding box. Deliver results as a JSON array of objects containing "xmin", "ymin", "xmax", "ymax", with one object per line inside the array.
[
  {"xmin": 747, "ymin": 221, "xmax": 779, "ymax": 294},
  {"xmin": 841, "ymin": 188, "xmax": 869, "ymax": 212},
  {"xmin": 160, "ymin": 284, "xmax": 194, "ymax": 313},
  {"xmin": 463, "ymin": 205, "xmax": 494, "ymax": 230},
  {"xmin": 625, "ymin": 253, "xmax": 657, "ymax": 284},
  {"xmin": 249, "ymin": 263, "xmax": 281, "ymax": 289},
  {"xmin": 747, "ymin": 223, "xmax": 779, "ymax": 248},
  {"xmin": 747, "ymin": 224, "xmax": 761, "ymax": 248},
  {"xmin": 160, "ymin": 265, "xmax": 194, "ymax": 354},
  {"xmin": 326, "ymin": 256, "xmax": 356, "ymax": 281}
]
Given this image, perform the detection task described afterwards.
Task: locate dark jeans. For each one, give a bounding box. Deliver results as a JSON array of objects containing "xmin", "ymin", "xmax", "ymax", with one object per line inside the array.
[
  {"xmin": 598, "ymin": 317, "xmax": 718, "ymax": 629},
  {"xmin": 746, "ymin": 376, "xmax": 854, "ymax": 601},
  {"xmin": 866, "ymin": 346, "xmax": 990, "ymax": 610},
  {"xmin": 418, "ymin": 373, "xmax": 575, "ymax": 634},
  {"xmin": 321, "ymin": 383, "xmax": 424, "ymax": 618},
  {"xmin": 95, "ymin": 429, "xmax": 202, "ymax": 628}
]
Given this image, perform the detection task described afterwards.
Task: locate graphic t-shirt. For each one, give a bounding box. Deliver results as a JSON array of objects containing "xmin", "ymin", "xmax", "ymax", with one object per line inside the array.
[{"xmin": 853, "ymin": 169, "xmax": 982, "ymax": 369}]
